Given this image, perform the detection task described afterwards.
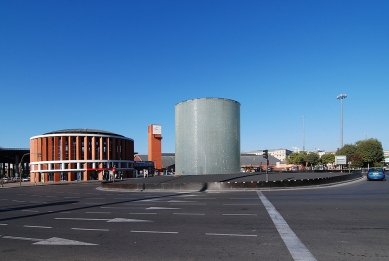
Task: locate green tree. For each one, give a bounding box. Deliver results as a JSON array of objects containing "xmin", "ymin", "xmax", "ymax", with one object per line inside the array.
[
  {"xmin": 355, "ymin": 138, "xmax": 384, "ymax": 167},
  {"xmin": 306, "ymin": 152, "xmax": 320, "ymax": 166},
  {"xmin": 286, "ymin": 152, "xmax": 299, "ymax": 164},
  {"xmin": 336, "ymin": 144, "xmax": 356, "ymax": 160},
  {"xmin": 321, "ymin": 154, "xmax": 335, "ymax": 165},
  {"xmin": 286, "ymin": 151, "xmax": 307, "ymax": 165},
  {"xmin": 350, "ymin": 154, "xmax": 363, "ymax": 168}
]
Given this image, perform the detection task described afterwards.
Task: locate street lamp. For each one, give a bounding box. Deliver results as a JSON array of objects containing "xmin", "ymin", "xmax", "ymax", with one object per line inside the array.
[
  {"xmin": 18, "ymin": 153, "xmax": 30, "ymax": 186},
  {"xmin": 18, "ymin": 152, "xmax": 40, "ymax": 186},
  {"xmin": 337, "ymin": 94, "xmax": 347, "ymax": 148},
  {"xmin": 302, "ymin": 116, "xmax": 305, "ymax": 151}
]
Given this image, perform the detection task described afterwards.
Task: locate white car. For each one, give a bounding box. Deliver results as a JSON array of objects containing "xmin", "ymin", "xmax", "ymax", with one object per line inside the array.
[{"xmin": 22, "ymin": 177, "xmax": 30, "ymax": 182}]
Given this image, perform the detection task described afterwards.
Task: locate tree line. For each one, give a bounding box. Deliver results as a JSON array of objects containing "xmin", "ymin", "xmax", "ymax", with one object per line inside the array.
[{"xmin": 286, "ymin": 138, "xmax": 385, "ymax": 168}]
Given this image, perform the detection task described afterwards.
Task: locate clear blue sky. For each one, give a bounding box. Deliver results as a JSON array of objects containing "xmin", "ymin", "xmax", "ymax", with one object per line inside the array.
[{"xmin": 1, "ymin": 0, "xmax": 388, "ymax": 154}]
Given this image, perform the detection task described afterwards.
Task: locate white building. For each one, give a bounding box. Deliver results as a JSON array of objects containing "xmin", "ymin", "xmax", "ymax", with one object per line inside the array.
[{"xmin": 245, "ymin": 149, "xmax": 292, "ymax": 163}]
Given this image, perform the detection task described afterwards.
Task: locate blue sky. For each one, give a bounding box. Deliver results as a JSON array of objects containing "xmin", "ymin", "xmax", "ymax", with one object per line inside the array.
[{"xmin": 1, "ymin": 0, "xmax": 388, "ymax": 154}]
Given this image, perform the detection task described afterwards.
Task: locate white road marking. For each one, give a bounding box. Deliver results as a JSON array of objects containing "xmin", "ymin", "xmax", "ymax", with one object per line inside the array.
[
  {"xmin": 55, "ymin": 217, "xmax": 152, "ymax": 222},
  {"xmin": 24, "ymin": 225, "xmax": 52, "ymax": 229},
  {"xmin": 12, "ymin": 200, "xmax": 25, "ymax": 203},
  {"xmin": 108, "ymin": 218, "xmax": 152, "ymax": 223},
  {"xmin": 206, "ymin": 233, "xmax": 257, "ymax": 237},
  {"xmin": 128, "ymin": 212, "xmax": 158, "ymax": 215},
  {"xmin": 223, "ymin": 204, "xmax": 260, "ymax": 206},
  {"xmin": 85, "ymin": 203, "xmax": 105, "ymax": 205},
  {"xmin": 71, "ymin": 228, "xmax": 109, "ymax": 231},
  {"xmin": 257, "ymin": 191, "xmax": 317, "ymax": 261},
  {"xmin": 230, "ymin": 198, "xmax": 259, "ymax": 200},
  {"xmin": 88, "ymin": 198, "xmax": 105, "ymax": 200},
  {"xmin": 124, "ymin": 203, "xmax": 156, "ymax": 206},
  {"xmin": 146, "ymin": 207, "xmax": 181, "ymax": 210},
  {"xmin": 222, "ymin": 214, "xmax": 257, "ymax": 216},
  {"xmin": 100, "ymin": 207, "xmax": 129, "ymax": 209},
  {"xmin": 1, "ymin": 235, "xmax": 97, "ymax": 245},
  {"xmin": 173, "ymin": 213, "xmax": 205, "ymax": 215},
  {"xmin": 0, "ymin": 223, "xmax": 8, "ymax": 226},
  {"xmin": 85, "ymin": 211, "xmax": 111, "ymax": 214},
  {"xmin": 168, "ymin": 200, "xmax": 195, "ymax": 202},
  {"xmin": 131, "ymin": 230, "xmax": 178, "ymax": 234},
  {"xmin": 170, "ymin": 203, "xmax": 207, "ymax": 206},
  {"xmin": 60, "ymin": 211, "xmax": 71, "ymax": 213},
  {"xmin": 56, "ymin": 218, "xmax": 109, "ymax": 221},
  {"xmin": 2, "ymin": 236, "xmax": 42, "ymax": 241},
  {"xmin": 22, "ymin": 210, "xmax": 39, "ymax": 213},
  {"xmin": 34, "ymin": 237, "xmax": 97, "ymax": 245},
  {"xmin": 64, "ymin": 197, "xmax": 80, "ymax": 199}
]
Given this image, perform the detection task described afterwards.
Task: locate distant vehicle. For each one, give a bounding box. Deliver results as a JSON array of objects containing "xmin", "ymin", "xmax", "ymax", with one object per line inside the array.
[
  {"xmin": 291, "ymin": 166, "xmax": 299, "ymax": 172},
  {"xmin": 267, "ymin": 166, "xmax": 273, "ymax": 172},
  {"xmin": 22, "ymin": 177, "xmax": 30, "ymax": 182},
  {"xmin": 367, "ymin": 167, "xmax": 386, "ymax": 181},
  {"xmin": 2, "ymin": 177, "xmax": 9, "ymax": 183}
]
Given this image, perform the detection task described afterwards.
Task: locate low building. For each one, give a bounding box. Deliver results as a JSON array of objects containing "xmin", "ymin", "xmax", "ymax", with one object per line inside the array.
[
  {"xmin": 244, "ymin": 149, "xmax": 292, "ymax": 163},
  {"xmin": 29, "ymin": 129, "xmax": 134, "ymax": 182}
]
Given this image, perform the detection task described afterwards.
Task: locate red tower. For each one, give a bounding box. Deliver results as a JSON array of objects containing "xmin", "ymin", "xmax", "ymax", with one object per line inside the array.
[{"xmin": 148, "ymin": 124, "xmax": 162, "ymax": 170}]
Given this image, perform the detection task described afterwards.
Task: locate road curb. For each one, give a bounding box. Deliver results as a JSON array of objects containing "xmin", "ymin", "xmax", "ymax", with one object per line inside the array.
[{"xmin": 101, "ymin": 173, "xmax": 363, "ymax": 191}]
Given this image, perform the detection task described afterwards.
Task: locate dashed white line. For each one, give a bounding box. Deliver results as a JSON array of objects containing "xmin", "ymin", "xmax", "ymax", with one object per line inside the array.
[
  {"xmin": 129, "ymin": 212, "xmax": 158, "ymax": 215},
  {"xmin": 22, "ymin": 210, "xmax": 39, "ymax": 213},
  {"xmin": 206, "ymin": 233, "xmax": 257, "ymax": 237},
  {"xmin": 146, "ymin": 207, "xmax": 181, "ymax": 210},
  {"xmin": 230, "ymin": 198, "xmax": 259, "ymax": 200},
  {"xmin": 223, "ymin": 204, "xmax": 260, "ymax": 206},
  {"xmin": 85, "ymin": 211, "xmax": 111, "ymax": 214},
  {"xmin": 131, "ymin": 230, "xmax": 178, "ymax": 234},
  {"xmin": 222, "ymin": 214, "xmax": 257, "ymax": 216},
  {"xmin": 0, "ymin": 223, "xmax": 8, "ymax": 226},
  {"xmin": 55, "ymin": 218, "xmax": 109, "ymax": 221},
  {"xmin": 24, "ymin": 225, "xmax": 52, "ymax": 229},
  {"xmin": 173, "ymin": 213, "xmax": 205, "ymax": 216},
  {"xmin": 257, "ymin": 191, "xmax": 317, "ymax": 261},
  {"xmin": 71, "ymin": 228, "xmax": 109, "ymax": 231}
]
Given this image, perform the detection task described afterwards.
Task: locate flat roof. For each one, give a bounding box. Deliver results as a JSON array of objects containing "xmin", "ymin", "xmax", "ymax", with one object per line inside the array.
[{"xmin": 43, "ymin": 129, "xmax": 124, "ymax": 137}]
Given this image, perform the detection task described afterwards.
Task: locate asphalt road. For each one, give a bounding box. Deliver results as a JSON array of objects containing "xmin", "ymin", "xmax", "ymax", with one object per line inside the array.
[{"xmin": 0, "ymin": 177, "xmax": 388, "ymax": 261}]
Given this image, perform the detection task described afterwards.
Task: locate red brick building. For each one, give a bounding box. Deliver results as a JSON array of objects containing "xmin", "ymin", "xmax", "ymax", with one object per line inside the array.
[{"xmin": 29, "ymin": 129, "xmax": 134, "ymax": 183}]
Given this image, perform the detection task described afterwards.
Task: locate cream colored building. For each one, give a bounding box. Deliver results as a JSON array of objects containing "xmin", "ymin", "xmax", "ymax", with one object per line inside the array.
[{"xmin": 245, "ymin": 148, "xmax": 292, "ymax": 163}]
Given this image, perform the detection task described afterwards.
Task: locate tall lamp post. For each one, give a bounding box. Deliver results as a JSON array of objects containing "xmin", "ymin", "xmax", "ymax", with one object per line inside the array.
[
  {"xmin": 302, "ymin": 116, "xmax": 305, "ymax": 151},
  {"xmin": 337, "ymin": 94, "xmax": 347, "ymax": 149}
]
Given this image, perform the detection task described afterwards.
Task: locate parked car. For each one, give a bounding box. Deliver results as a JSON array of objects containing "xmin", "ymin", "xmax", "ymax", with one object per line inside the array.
[
  {"xmin": 367, "ymin": 167, "xmax": 386, "ymax": 181},
  {"xmin": 22, "ymin": 177, "xmax": 30, "ymax": 182}
]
